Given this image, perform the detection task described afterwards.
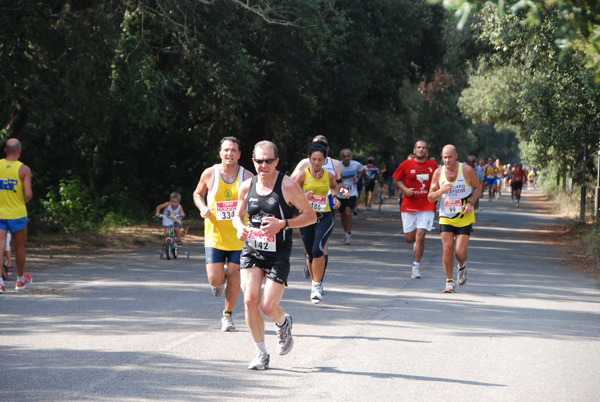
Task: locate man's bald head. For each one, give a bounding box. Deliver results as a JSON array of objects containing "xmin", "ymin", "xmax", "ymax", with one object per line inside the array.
[
  {"xmin": 441, "ymin": 144, "xmax": 459, "ymax": 169},
  {"xmin": 5, "ymin": 138, "xmax": 22, "ymax": 155},
  {"xmin": 441, "ymin": 144, "xmax": 457, "ymax": 155}
]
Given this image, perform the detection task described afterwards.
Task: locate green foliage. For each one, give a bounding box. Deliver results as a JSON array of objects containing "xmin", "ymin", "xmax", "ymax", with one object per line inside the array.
[
  {"xmin": 42, "ymin": 178, "xmax": 102, "ymax": 232},
  {"xmin": 0, "ymin": 0, "xmax": 525, "ymax": 232},
  {"xmin": 456, "ymin": 3, "xmax": 599, "ymax": 183},
  {"xmin": 431, "ymin": 0, "xmax": 600, "ymax": 81},
  {"xmin": 100, "ymin": 212, "xmax": 136, "ymax": 229}
]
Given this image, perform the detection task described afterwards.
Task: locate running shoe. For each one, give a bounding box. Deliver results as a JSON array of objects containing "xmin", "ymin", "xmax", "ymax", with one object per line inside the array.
[
  {"xmin": 221, "ymin": 315, "xmax": 236, "ymax": 332},
  {"xmin": 457, "ymin": 265, "xmax": 467, "ymax": 286},
  {"xmin": 15, "ymin": 274, "xmax": 32, "ymax": 291},
  {"xmin": 0, "ymin": 281, "xmax": 4, "ymax": 294},
  {"xmin": 304, "ymin": 264, "xmax": 311, "ymax": 279},
  {"xmin": 212, "ymin": 283, "xmax": 225, "ymax": 297},
  {"xmin": 344, "ymin": 233, "xmax": 351, "ymax": 245},
  {"xmin": 411, "ymin": 265, "xmax": 422, "ymax": 279},
  {"xmin": 248, "ymin": 351, "xmax": 270, "ymax": 370},
  {"xmin": 443, "ymin": 280, "xmax": 455, "ymax": 293},
  {"xmin": 311, "ymin": 284, "xmax": 323, "ymax": 304},
  {"xmin": 276, "ymin": 314, "xmax": 294, "ymax": 355}
]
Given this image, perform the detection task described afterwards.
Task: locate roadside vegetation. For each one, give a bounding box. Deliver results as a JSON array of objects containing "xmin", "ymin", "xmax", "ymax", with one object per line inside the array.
[{"xmin": 541, "ymin": 178, "xmax": 600, "ymax": 280}]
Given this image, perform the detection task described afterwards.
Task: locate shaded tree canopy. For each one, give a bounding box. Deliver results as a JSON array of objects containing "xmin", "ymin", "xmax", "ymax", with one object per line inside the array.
[{"xmin": 3, "ymin": 0, "xmax": 592, "ymax": 231}]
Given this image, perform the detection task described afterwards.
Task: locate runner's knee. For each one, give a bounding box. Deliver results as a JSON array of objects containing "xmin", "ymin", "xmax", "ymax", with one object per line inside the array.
[{"xmin": 260, "ymin": 300, "xmax": 278, "ymax": 319}]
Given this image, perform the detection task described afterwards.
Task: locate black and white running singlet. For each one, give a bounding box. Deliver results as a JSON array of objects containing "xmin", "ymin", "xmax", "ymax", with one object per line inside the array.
[{"xmin": 244, "ymin": 172, "xmax": 296, "ymax": 254}]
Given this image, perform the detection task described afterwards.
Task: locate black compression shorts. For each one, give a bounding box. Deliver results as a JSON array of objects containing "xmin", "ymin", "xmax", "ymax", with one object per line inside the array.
[{"xmin": 440, "ymin": 224, "xmax": 472, "ymax": 236}]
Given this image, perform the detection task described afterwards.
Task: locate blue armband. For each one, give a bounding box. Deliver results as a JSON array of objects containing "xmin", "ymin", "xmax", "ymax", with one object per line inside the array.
[{"xmin": 328, "ymin": 193, "xmax": 335, "ymax": 208}]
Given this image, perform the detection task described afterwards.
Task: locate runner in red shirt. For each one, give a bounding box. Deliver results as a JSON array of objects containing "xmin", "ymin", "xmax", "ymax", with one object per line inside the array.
[
  {"xmin": 510, "ymin": 163, "xmax": 527, "ymax": 207},
  {"xmin": 393, "ymin": 140, "xmax": 439, "ymax": 279}
]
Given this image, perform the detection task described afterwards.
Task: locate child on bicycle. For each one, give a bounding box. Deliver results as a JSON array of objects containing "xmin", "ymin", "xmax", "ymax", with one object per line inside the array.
[{"xmin": 155, "ymin": 192, "xmax": 186, "ymax": 246}]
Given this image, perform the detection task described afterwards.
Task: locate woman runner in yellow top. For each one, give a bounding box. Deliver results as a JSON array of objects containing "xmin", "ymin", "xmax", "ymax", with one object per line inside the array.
[{"xmin": 292, "ymin": 143, "xmax": 347, "ymax": 304}]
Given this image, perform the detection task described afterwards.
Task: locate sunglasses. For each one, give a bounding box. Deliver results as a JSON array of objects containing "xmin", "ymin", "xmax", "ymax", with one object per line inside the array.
[{"xmin": 254, "ymin": 158, "xmax": 276, "ymax": 165}]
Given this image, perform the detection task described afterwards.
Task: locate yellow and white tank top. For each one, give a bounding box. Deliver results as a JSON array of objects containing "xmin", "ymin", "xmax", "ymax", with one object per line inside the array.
[
  {"xmin": 204, "ymin": 165, "xmax": 246, "ymax": 250},
  {"xmin": 439, "ymin": 163, "xmax": 475, "ymax": 227},
  {"xmin": 301, "ymin": 167, "xmax": 331, "ymax": 213},
  {"xmin": 0, "ymin": 159, "xmax": 27, "ymax": 219}
]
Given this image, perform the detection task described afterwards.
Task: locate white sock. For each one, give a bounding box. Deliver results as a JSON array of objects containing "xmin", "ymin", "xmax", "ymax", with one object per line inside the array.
[
  {"xmin": 18, "ymin": 275, "xmax": 24, "ymax": 282},
  {"xmin": 413, "ymin": 262, "xmax": 420, "ymax": 268},
  {"xmin": 255, "ymin": 341, "xmax": 267, "ymax": 353}
]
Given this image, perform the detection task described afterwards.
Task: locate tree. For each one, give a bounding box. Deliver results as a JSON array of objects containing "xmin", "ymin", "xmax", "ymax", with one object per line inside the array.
[
  {"xmin": 429, "ymin": 0, "xmax": 600, "ymax": 81},
  {"xmin": 456, "ymin": 3, "xmax": 599, "ymax": 183}
]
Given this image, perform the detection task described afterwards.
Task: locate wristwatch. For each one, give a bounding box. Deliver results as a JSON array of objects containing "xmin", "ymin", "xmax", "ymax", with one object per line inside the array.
[
  {"xmin": 468, "ymin": 201, "xmax": 475, "ymax": 206},
  {"xmin": 284, "ymin": 219, "xmax": 289, "ymax": 229}
]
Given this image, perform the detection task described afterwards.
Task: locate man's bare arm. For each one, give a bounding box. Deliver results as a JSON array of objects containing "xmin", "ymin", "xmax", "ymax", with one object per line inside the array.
[{"xmin": 193, "ymin": 167, "xmax": 214, "ymax": 218}]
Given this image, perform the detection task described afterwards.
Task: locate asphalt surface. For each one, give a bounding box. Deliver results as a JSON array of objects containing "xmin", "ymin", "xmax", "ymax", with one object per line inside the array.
[{"xmin": 1, "ymin": 189, "xmax": 599, "ymax": 401}]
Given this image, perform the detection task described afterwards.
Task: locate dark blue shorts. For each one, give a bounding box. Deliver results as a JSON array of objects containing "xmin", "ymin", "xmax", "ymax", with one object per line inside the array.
[{"xmin": 205, "ymin": 247, "xmax": 242, "ymax": 265}]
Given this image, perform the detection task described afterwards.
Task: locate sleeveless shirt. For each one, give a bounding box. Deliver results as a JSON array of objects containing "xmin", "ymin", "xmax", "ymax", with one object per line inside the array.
[
  {"xmin": 245, "ymin": 173, "xmax": 295, "ymax": 253},
  {"xmin": 322, "ymin": 157, "xmax": 336, "ymax": 208},
  {"xmin": 301, "ymin": 167, "xmax": 331, "ymax": 213},
  {"xmin": 0, "ymin": 159, "xmax": 27, "ymax": 219},
  {"xmin": 322, "ymin": 157, "xmax": 335, "ymax": 176},
  {"xmin": 204, "ymin": 165, "xmax": 246, "ymax": 251},
  {"xmin": 162, "ymin": 204, "xmax": 182, "ymax": 226},
  {"xmin": 439, "ymin": 163, "xmax": 475, "ymax": 227}
]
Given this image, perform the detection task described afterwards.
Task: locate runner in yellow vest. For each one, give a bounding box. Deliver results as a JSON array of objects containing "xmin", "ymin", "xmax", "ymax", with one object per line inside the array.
[
  {"xmin": 429, "ymin": 144, "xmax": 482, "ymax": 294},
  {"xmin": 193, "ymin": 137, "xmax": 253, "ymax": 331},
  {"xmin": 0, "ymin": 139, "xmax": 33, "ymax": 294},
  {"xmin": 291, "ymin": 142, "xmax": 347, "ymax": 304}
]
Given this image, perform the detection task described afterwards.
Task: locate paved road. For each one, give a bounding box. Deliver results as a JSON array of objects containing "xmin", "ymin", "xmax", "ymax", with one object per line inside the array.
[{"xmin": 1, "ymin": 190, "xmax": 599, "ymax": 401}]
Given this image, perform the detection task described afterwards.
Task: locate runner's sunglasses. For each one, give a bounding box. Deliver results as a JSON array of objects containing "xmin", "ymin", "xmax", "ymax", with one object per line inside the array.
[{"xmin": 254, "ymin": 158, "xmax": 277, "ymax": 165}]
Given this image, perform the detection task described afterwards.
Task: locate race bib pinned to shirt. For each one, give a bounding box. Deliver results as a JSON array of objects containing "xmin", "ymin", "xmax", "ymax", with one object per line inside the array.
[
  {"xmin": 309, "ymin": 195, "xmax": 327, "ymax": 212},
  {"xmin": 215, "ymin": 201, "xmax": 237, "ymax": 221},
  {"xmin": 247, "ymin": 227, "xmax": 276, "ymax": 252},
  {"xmin": 444, "ymin": 199, "xmax": 462, "ymax": 215}
]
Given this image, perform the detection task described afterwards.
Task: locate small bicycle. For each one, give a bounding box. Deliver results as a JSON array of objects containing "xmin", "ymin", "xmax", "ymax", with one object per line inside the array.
[
  {"xmin": 377, "ymin": 180, "xmax": 386, "ymax": 211},
  {"xmin": 157, "ymin": 214, "xmax": 189, "ymax": 260}
]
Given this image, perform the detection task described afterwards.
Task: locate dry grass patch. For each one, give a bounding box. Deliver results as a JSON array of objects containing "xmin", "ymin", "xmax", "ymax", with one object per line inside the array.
[{"xmin": 24, "ymin": 220, "xmax": 205, "ymax": 272}]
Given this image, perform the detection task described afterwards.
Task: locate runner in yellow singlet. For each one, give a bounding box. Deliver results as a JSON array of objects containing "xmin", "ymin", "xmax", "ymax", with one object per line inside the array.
[
  {"xmin": 291, "ymin": 135, "xmax": 342, "ymax": 281},
  {"xmin": 0, "ymin": 139, "xmax": 33, "ymax": 294},
  {"xmin": 429, "ymin": 145, "xmax": 482, "ymax": 294},
  {"xmin": 193, "ymin": 137, "xmax": 253, "ymax": 331},
  {"xmin": 484, "ymin": 157, "xmax": 497, "ymax": 200},
  {"xmin": 291, "ymin": 143, "xmax": 347, "ymax": 304}
]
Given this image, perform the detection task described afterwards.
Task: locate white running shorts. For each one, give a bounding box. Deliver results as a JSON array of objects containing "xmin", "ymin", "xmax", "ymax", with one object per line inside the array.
[{"xmin": 402, "ymin": 211, "xmax": 434, "ymax": 233}]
